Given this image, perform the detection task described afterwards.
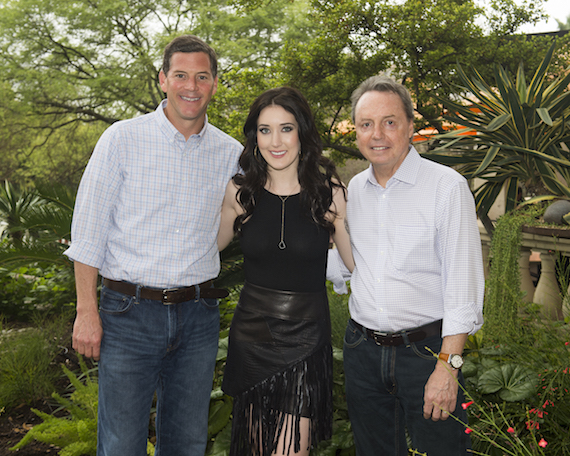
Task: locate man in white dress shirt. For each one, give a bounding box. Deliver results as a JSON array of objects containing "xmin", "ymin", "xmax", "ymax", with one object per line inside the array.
[
  {"xmin": 65, "ymin": 35, "xmax": 242, "ymax": 455},
  {"xmin": 332, "ymin": 76, "xmax": 484, "ymax": 455}
]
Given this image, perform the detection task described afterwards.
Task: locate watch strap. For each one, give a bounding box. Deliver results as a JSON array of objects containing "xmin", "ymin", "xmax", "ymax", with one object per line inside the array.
[{"xmin": 438, "ymin": 353, "xmax": 450, "ymax": 363}]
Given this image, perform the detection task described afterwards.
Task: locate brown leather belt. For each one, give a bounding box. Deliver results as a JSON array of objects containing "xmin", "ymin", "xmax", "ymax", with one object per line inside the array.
[
  {"xmin": 102, "ymin": 278, "xmax": 229, "ymax": 304},
  {"xmin": 351, "ymin": 319, "xmax": 442, "ymax": 346}
]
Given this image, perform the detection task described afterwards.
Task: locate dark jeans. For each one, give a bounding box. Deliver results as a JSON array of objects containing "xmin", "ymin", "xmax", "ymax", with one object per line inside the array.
[{"xmin": 343, "ymin": 319, "xmax": 471, "ymax": 456}]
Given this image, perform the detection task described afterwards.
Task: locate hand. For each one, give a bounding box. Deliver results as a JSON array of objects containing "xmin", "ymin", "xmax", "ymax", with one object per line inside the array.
[
  {"xmin": 423, "ymin": 363, "xmax": 459, "ymax": 421},
  {"xmin": 72, "ymin": 310, "xmax": 103, "ymax": 361}
]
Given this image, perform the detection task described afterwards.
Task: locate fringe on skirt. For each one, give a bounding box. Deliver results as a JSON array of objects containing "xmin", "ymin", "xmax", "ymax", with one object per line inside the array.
[{"xmin": 229, "ymin": 343, "xmax": 333, "ymax": 456}]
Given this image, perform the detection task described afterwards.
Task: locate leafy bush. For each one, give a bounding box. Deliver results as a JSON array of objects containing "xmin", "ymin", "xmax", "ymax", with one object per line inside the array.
[{"xmin": 0, "ymin": 263, "xmax": 76, "ymax": 321}]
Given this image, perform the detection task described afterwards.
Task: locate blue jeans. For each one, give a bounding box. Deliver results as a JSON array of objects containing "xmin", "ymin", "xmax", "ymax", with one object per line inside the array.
[
  {"xmin": 343, "ymin": 319, "xmax": 471, "ymax": 456},
  {"xmin": 97, "ymin": 284, "xmax": 220, "ymax": 456}
]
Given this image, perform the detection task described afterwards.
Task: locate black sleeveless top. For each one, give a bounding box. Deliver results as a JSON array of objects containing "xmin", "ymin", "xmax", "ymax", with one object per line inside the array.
[{"xmin": 240, "ymin": 189, "xmax": 330, "ymax": 293}]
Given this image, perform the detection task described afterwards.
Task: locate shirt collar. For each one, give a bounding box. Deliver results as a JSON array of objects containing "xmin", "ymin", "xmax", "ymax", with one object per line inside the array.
[
  {"xmin": 364, "ymin": 145, "xmax": 421, "ymax": 188},
  {"xmin": 156, "ymin": 99, "xmax": 209, "ymax": 142}
]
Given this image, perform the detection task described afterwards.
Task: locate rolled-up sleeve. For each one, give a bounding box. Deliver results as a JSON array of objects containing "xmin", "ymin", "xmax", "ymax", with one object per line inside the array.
[
  {"xmin": 64, "ymin": 127, "xmax": 122, "ymax": 269},
  {"xmin": 438, "ymin": 179, "xmax": 485, "ymax": 337}
]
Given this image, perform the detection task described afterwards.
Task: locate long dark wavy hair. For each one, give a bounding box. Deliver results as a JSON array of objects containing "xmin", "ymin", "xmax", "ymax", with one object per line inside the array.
[{"xmin": 233, "ymin": 87, "xmax": 345, "ymax": 235}]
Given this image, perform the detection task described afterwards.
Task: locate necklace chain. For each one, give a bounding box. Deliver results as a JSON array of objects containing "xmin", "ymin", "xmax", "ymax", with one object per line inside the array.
[{"xmin": 278, "ymin": 195, "xmax": 290, "ymax": 250}]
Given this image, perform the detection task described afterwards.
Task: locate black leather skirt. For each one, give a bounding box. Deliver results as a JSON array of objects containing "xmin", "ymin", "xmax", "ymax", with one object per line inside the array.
[{"xmin": 222, "ymin": 281, "xmax": 333, "ymax": 456}]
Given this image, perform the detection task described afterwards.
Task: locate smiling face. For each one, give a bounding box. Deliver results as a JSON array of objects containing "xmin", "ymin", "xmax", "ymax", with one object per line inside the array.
[
  {"xmin": 354, "ymin": 90, "xmax": 414, "ymax": 186},
  {"xmin": 159, "ymin": 51, "xmax": 218, "ymax": 138},
  {"xmin": 257, "ymin": 104, "xmax": 301, "ymax": 177}
]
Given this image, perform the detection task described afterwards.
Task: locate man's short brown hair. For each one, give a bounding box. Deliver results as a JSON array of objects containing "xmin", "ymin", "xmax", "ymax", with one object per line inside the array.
[{"xmin": 162, "ymin": 35, "xmax": 218, "ymax": 78}]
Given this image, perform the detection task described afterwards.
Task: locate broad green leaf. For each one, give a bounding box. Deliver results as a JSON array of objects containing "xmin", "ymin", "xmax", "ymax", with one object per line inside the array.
[
  {"xmin": 207, "ymin": 423, "xmax": 232, "ymax": 456},
  {"xmin": 478, "ymin": 364, "xmax": 536, "ymax": 401},
  {"xmin": 461, "ymin": 359, "xmax": 478, "ymax": 378},
  {"xmin": 208, "ymin": 396, "xmax": 233, "ymax": 436}
]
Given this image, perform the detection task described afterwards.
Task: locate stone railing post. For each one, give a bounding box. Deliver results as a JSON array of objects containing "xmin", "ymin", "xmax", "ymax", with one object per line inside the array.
[
  {"xmin": 532, "ymin": 248, "xmax": 563, "ymax": 320},
  {"xmin": 519, "ymin": 246, "xmax": 535, "ymax": 303}
]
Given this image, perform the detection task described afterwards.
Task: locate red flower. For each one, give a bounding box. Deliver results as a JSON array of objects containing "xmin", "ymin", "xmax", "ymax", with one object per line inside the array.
[
  {"xmin": 507, "ymin": 427, "xmax": 515, "ymax": 434},
  {"xmin": 461, "ymin": 400, "xmax": 474, "ymax": 410},
  {"xmin": 526, "ymin": 420, "xmax": 540, "ymax": 430},
  {"xmin": 538, "ymin": 438, "xmax": 548, "ymax": 448},
  {"xmin": 465, "ymin": 427, "xmax": 473, "ymax": 434}
]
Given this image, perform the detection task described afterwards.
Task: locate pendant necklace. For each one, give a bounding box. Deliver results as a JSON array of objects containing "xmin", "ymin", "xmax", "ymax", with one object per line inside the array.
[{"xmin": 278, "ymin": 194, "xmax": 290, "ymax": 250}]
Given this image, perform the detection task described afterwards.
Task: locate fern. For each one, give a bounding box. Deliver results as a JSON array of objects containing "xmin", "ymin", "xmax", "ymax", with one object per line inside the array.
[{"xmin": 10, "ymin": 357, "xmax": 98, "ymax": 456}]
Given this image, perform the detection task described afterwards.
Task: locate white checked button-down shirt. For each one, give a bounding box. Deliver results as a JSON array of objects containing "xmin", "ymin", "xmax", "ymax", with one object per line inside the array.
[
  {"xmin": 328, "ymin": 146, "xmax": 484, "ymax": 338},
  {"xmin": 65, "ymin": 100, "xmax": 242, "ymax": 288}
]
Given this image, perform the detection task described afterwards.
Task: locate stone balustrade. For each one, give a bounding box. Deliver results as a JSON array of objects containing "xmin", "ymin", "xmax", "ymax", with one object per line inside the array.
[{"xmin": 479, "ymin": 224, "xmax": 570, "ymax": 320}]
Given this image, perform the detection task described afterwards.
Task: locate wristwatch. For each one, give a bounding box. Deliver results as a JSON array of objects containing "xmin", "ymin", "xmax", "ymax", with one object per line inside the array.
[{"xmin": 438, "ymin": 353, "xmax": 464, "ymax": 370}]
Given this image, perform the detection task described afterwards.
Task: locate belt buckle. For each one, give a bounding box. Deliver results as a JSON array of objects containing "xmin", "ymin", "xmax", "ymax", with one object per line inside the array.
[
  {"xmin": 371, "ymin": 330, "xmax": 389, "ymax": 346},
  {"xmin": 162, "ymin": 287, "xmax": 182, "ymax": 304}
]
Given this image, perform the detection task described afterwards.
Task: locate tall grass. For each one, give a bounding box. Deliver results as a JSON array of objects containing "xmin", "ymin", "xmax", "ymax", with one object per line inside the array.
[{"xmin": 0, "ymin": 315, "xmax": 70, "ymax": 410}]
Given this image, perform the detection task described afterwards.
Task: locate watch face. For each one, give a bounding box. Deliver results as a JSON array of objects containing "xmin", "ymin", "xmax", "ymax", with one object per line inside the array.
[{"xmin": 450, "ymin": 354, "xmax": 464, "ymax": 369}]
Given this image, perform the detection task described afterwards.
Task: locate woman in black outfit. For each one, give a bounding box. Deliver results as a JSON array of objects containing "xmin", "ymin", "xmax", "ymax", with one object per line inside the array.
[{"xmin": 218, "ymin": 87, "xmax": 354, "ymax": 456}]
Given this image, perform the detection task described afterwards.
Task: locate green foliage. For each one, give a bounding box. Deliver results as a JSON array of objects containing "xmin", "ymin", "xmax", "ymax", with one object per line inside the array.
[
  {"xmin": 0, "ymin": 181, "xmax": 40, "ymax": 247},
  {"xmin": 462, "ymin": 313, "xmax": 570, "ymax": 455},
  {"xmin": 0, "ymin": 0, "xmax": 310, "ymax": 186},
  {"xmin": 0, "ymin": 317, "xmax": 69, "ymax": 410},
  {"xmin": 0, "ymin": 264, "xmax": 76, "ymax": 321},
  {"xmin": 10, "ymin": 357, "xmax": 98, "ymax": 456},
  {"xmin": 477, "ymin": 364, "xmax": 537, "ymax": 401},
  {"xmin": 426, "ymin": 41, "xmax": 570, "ymax": 219},
  {"xmin": 273, "ymin": 0, "xmax": 559, "ymax": 160},
  {"xmin": 2, "ymin": 0, "xmax": 563, "ymax": 186},
  {"xmin": 208, "ymin": 389, "xmax": 233, "ymax": 437},
  {"xmin": 484, "ymin": 206, "xmax": 545, "ymax": 345},
  {"xmin": 0, "ymin": 181, "xmax": 75, "ymax": 271},
  {"xmin": 0, "ymin": 181, "xmax": 77, "ymax": 320},
  {"xmin": 328, "ymin": 281, "xmax": 351, "ymax": 350}
]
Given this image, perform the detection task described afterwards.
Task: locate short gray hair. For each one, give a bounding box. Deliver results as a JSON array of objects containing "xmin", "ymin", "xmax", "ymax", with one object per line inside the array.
[{"xmin": 350, "ymin": 76, "xmax": 414, "ymax": 123}]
